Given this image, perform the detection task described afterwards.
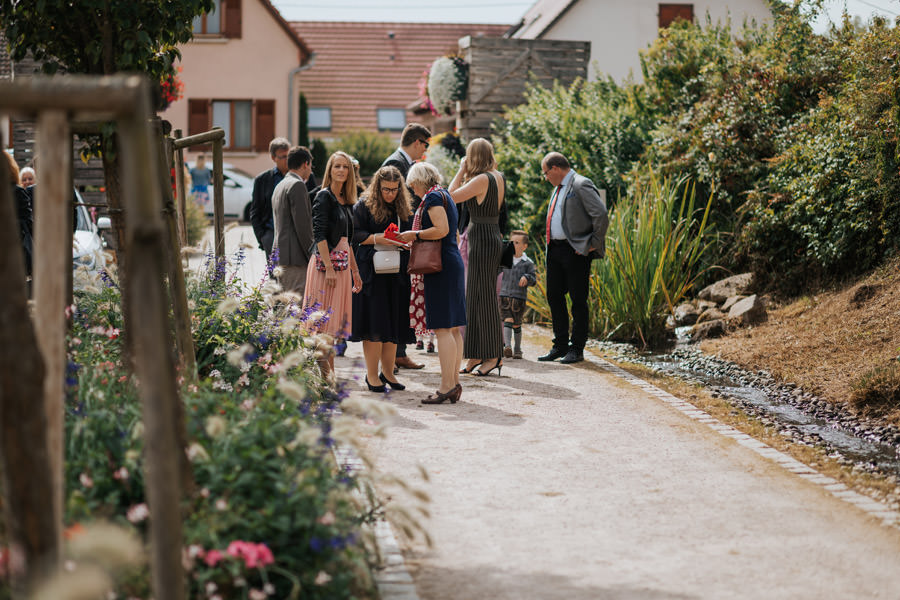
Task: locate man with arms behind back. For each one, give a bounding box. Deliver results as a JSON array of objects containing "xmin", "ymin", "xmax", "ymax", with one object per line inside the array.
[{"xmin": 272, "ymin": 146, "xmax": 315, "ymax": 297}]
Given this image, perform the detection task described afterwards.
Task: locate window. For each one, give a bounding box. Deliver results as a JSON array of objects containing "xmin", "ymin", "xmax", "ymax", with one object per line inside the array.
[
  {"xmin": 308, "ymin": 107, "xmax": 332, "ymax": 131},
  {"xmin": 377, "ymin": 108, "xmax": 406, "ymax": 131},
  {"xmin": 192, "ymin": 0, "xmax": 221, "ymax": 34},
  {"xmin": 192, "ymin": 0, "xmax": 241, "ymax": 38},
  {"xmin": 187, "ymin": 98, "xmax": 275, "ymax": 152},
  {"xmin": 658, "ymin": 4, "xmax": 694, "ymax": 29}
]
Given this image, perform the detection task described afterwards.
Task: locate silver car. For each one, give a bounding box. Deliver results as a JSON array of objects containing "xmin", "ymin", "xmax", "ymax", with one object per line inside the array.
[{"xmin": 187, "ymin": 162, "xmax": 255, "ymax": 221}]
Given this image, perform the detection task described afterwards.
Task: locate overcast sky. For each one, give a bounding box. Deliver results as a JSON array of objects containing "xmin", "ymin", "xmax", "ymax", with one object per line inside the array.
[{"xmin": 271, "ymin": 0, "xmax": 899, "ymax": 28}]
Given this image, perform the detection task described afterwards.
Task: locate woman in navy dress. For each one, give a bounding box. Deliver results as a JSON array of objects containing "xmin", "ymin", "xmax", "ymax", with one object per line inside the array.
[{"xmin": 397, "ymin": 162, "xmax": 466, "ymax": 404}]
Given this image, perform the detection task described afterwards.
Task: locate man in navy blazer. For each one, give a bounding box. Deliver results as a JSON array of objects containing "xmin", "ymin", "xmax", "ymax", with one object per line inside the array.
[
  {"xmin": 537, "ymin": 152, "xmax": 608, "ymax": 364},
  {"xmin": 381, "ymin": 122, "xmax": 431, "ymax": 370},
  {"xmin": 250, "ymin": 137, "xmax": 290, "ymax": 263}
]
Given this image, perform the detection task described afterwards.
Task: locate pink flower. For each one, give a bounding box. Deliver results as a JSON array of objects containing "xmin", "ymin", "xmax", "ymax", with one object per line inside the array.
[
  {"xmin": 255, "ymin": 543, "xmax": 274, "ymax": 567},
  {"xmin": 126, "ymin": 503, "xmax": 150, "ymax": 523},
  {"xmin": 224, "ymin": 541, "xmax": 275, "ymax": 569},
  {"xmin": 204, "ymin": 549, "xmax": 224, "ymax": 567}
]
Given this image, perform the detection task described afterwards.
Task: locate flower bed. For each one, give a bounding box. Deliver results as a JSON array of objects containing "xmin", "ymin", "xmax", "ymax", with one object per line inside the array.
[{"xmin": 4, "ymin": 254, "xmax": 389, "ymax": 599}]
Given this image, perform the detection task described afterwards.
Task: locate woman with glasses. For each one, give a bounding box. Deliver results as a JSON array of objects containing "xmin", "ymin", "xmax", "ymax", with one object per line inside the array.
[{"xmin": 350, "ymin": 166, "xmax": 416, "ymax": 392}]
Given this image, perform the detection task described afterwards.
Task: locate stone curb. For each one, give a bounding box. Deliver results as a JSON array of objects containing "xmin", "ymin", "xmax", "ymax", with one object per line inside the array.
[
  {"xmin": 333, "ymin": 444, "xmax": 420, "ymax": 600},
  {"xmin": 590, "ymin": 355, "xmax": 900, "ymax": 529}
]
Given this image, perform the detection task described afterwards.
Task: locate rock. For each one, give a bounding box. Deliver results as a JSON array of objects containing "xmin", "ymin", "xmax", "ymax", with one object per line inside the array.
[
  {"xmin": 727, "ymin": 294, "xmax": 767, "ymax": 326},
  {"xmin": 698, "ymin": 273, "xmax": 755, "ymax": 303},
  {"xmin": 697, "ymin": 300, "xmax": 717, "ymax": 311},
  {"xmin": 690, "ymin": 319, "xmax": 725, "ymax": 341},
  {"xmin": 697, "ymin": 307, "xmax": 726, "ymax": 324},
  {"xmin": 721, "ymin": 294, "xmax": 746, "ymax": 312},
  {"xmin": 674, "ymin": 302, "xmax": 700, "ymax": 326}
]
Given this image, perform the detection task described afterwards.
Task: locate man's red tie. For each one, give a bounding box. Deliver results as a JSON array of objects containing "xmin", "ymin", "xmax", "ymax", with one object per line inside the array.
[{"xmin": 546, "ymin": 185, "xmax": 562, "ymax": 242}]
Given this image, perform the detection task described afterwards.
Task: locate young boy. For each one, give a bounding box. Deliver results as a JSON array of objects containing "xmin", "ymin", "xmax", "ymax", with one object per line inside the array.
[
  {"xmin": 189, "ymin": 154, "xmax": 211, "ymax": 206},
  {"xmin": 499, "ymin": 230, "xmax": 537, "ymax": 359}
]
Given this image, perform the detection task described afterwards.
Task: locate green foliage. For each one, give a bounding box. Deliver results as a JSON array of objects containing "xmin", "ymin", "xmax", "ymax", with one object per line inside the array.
[
  {"xmin": 527, "ymin": 171, "xmax": 714, "ymax": 347},
  {"xmin": 299, "ymin": 93, "xmax": 310, "ymax": 148},
  {"xmin": 330, "ymin": 130, "xmax": 396, "ymax": 180},
  {"xmin": 185, "ymin": 193, "xmax": 209, "ymax": 246},
  {"xmin": 0, "ymin": 0, "xmax": 211, "ymax": 80},
  {"xmin": 311, "ymin": 138, "xmax": 329, "ymax": 180},
  {"xmin": 51, "ymin": 255, "xmax": 379, "ymax": 599},
  {"xmin": 494, "ymin": 78, "xmax": 655, "ymax": 240}
]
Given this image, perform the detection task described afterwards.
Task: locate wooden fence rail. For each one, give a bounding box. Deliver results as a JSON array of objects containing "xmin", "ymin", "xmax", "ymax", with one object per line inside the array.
[{"xmin": 0, "ymin": 74, "xmax": 186, "ymax": 600}]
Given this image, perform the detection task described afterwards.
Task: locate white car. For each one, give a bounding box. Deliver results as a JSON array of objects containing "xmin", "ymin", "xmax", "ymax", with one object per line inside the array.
[
  {"xmin": 73, "ymin": 189, "xmax": 107, "ymax": 284},
  {"xmin": 187, "ymin": 162, "xmax": 255, "ymax": 221}
]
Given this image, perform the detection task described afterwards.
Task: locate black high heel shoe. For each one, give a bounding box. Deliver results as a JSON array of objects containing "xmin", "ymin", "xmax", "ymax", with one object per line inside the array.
[
  {"xmin": 459, "ymin": 361, "xmax": 482, "ymax": 374},
  {"xmin": 422, "ymin": 383, "xmax": 461, "ymax": 405},
  {"xmin": 474, "ymin": 359, "xmax": 502, "ymax": 377},
  {"xmin": 379, "ymin": 372, "xmax": 406, "ymax": 391},
  {"xmin": 365, "ymin": 376, "xmax": 386, "ymax": 393}
]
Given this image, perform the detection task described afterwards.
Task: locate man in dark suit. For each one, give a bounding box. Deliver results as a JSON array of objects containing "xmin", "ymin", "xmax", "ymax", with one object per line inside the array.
[
  {"xmin": 272, "ymin": 146, "xmax": 315, "ymax": 297},
  {"xmin": 537, "ymin": 152, "xmax": 609, "ymax": 364},
  {"xmin": 250, "ymin": 137, "xmax": 290, "ymax": 263},
  {"xmin": 382, "ymin": 122, "xmax": 431, "ymax": 370}
]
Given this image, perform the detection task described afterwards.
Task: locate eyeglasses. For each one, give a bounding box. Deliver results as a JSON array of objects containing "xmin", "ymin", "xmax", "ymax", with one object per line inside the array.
[
  {"xmin": 542, "ymin": 167, "xmax": 552, "ymax": 176},
  {"xmin": 274, "ymin": 154, "xmax": 288, "ymax": 161},
  {"xmin": 381, "ymin": 186, "xmax": 400, "ymax": 194}
]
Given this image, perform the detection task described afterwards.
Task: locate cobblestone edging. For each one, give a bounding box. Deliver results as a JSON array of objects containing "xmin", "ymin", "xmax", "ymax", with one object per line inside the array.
[
  {"xmin": 590, "ymin": 355, "xmax": 900, "ymax": 528},
  {"xmin": 333, "ymin": 444, "xmax": 420, "ymax": 600}
]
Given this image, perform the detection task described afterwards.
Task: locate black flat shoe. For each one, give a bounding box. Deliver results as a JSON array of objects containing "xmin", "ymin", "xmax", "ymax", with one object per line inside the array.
[
  {"xmin": 474, "ymin": 359, "xmax": 502, "ymax": 377},
  {"xmin": 560, "ymin": 350, "xmax": 584, "ymax": 364},
  {"xmin": 379, "ymin": 372, "xmax": 406, "ymax": 391},
  {"xmin": 365, "ymin": 376, "xmax": 386, "ymax": 393}
]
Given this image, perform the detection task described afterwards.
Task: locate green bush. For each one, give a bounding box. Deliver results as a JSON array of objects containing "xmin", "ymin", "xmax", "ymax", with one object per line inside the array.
[
  {"xmin": 330, "ymin": 129, "xmax": 396, "ymax": 180},
  {"xmin": 494, "ymin": 78, "xmax": 655, "ymax": 240},
  {"xmin": 184, "ymin": 192, "xmax": 209, "ymax": 246},
  {"xmin": 50, "ymin": 254, "xmax": 384, "ymax": 599}
]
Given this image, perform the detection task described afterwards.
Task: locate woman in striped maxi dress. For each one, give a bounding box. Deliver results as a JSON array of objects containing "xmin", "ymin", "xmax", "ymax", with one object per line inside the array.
[{"xmin": 449, "ymin": 138, "xmax": 505, "ymax": 376}]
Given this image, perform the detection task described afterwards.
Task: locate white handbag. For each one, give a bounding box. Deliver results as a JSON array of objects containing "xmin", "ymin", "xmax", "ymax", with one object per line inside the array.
[{"xmin": 373, "ymin": 243, "xmax": 401, "ymax": 274}]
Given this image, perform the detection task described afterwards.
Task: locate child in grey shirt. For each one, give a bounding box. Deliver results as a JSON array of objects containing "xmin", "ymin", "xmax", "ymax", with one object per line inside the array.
[{"xmin": 499, "ymin": 230, "xmax": 537, "ymax": 359}]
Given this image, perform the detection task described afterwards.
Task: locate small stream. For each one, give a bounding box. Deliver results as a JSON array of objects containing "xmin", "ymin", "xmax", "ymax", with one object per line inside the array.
[{"xmin": 590, "ymin": 337, "xmax": 900, "ymax": 492}]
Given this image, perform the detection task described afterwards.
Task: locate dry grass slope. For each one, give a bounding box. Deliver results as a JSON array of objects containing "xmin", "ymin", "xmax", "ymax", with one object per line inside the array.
[{"xmin": 701, "ymin": 257, "xmax": 900, "ymax": 423}]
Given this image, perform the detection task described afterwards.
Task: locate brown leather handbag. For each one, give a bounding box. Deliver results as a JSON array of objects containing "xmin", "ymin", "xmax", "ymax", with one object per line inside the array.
[
  {"xmin": 407, "ymin": 190, "xmax": 449, "ymax": 275},
  {"xmin": 407, "ymin": 238, "xmax": 442, "ymax": 274}
]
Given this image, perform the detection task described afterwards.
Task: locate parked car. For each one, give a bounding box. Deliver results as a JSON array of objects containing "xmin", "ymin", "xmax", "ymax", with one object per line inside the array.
[
  {"xmin": 73, "ymin": 189, "xmax": 107, "ymax": 284},
  {"xmin": 186, "ymin": 162, "xmax": 255, "ymax": 221}
]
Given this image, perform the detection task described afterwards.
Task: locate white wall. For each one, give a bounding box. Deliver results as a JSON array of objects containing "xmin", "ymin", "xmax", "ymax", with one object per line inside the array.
[{"xmin": 544, "ymin": 0, "xmax": 772, "ymax": 82}]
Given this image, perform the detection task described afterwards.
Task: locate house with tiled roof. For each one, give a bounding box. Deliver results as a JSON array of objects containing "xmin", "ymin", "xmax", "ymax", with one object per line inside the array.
[
  {"xmin": 289, "ymin": 21, "xmax": 509, "ymax": 140},
  {"xmin": 507, "ymin": 0, "xmax": 771, "ymax": 81},
  {"xmin": 162, "ymin": 0, "xmax": 313, "ymax": 175}
]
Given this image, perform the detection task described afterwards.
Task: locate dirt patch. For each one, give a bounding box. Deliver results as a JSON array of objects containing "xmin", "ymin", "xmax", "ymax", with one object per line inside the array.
[{"xmin": 701, "ymin": 257, "xmax": 900, "ymax": 423}]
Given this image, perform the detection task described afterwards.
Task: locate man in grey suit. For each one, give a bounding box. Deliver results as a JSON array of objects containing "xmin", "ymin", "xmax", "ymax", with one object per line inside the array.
[
  {"xmin": 537, "ymin": 152, "xmax": 609, "ymax": 364},
  {"xmin": 272, "ymin": 146, "xmax": 315, "ymax": 297}
]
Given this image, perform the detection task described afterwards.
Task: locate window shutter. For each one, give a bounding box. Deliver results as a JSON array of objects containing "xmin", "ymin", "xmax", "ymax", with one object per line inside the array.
[
  {"xmin": 658, "ymin": 4, "xmax": 694, "ymax": 29},
  {"xmin": 255, "ymin": 100, "xmax": 276, "ymax": 152},
  {"xmin": 188, "ymin": 99, "xmax": 211, "ymax": 150},
  {"xmin": 224, "ymin": 0, "xmax": 242, "ymax": 39}
]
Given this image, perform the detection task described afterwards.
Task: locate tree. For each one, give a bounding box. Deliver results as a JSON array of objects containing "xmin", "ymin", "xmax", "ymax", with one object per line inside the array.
[{"xmin": 1, "ymin": 0, "xmax": 212, "ymax": 254}]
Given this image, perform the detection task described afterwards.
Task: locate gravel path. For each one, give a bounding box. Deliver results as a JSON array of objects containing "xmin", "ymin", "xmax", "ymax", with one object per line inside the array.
[{"xmin": 339, "ymin": 326, "xmax": 900, "ymax": 600}]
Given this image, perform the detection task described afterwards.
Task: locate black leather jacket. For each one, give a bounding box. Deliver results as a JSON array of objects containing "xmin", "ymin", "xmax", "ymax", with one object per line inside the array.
[{"xmin": 312, "ymin": 188, "xmax": 353, "ymax": 251}]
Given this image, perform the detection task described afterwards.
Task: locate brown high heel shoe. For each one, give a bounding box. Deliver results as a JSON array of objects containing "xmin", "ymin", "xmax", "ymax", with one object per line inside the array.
[{"xmin": 422, "ymin": 384, "xmax": 461, "ymax": 405}]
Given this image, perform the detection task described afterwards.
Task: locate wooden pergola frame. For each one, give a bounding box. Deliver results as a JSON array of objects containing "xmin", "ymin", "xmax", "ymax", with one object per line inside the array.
[{"xmin": 0, "ymin": 75, "xmax": 187, "ymax": 599}]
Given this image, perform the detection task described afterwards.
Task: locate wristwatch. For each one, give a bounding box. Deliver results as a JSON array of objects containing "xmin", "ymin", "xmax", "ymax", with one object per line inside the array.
[{"xmin": 415, "ymin": 231, "xmax": 421, "ymax": 241}]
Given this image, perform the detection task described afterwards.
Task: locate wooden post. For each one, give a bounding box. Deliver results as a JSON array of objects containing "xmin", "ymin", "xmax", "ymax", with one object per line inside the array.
[
  {"xmin": 212, "ymin": 136, "xmax": 225, "ymax": 261},
  {"xmin": 0, "ymin": 157, "xmax": 59, "ymax": 598},
  {"xmin": 117, "ymin": 78, "xmax": 186, "ymax": 600},
  {"xmin": 173, "ymin": 129, "xmax": 188, "ymax": 247},
  {"xmin": 34, "ymin": 110, "xmax": 70, "ymax": 549}
]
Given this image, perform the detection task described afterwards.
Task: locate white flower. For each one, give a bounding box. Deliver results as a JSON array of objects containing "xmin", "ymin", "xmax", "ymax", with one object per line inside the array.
[
  {"xmin": 428, "ymin": 56, "xmax": 467, "ymax": 114},
  {"xmin": 186, "ymin": 442, "xmax": 210, "ymax": 462},
  {"xmin": 314, "ymin": 570, "xmax": 331, "ymax": 586},
  {"xmin": 126, "ymin": 503, "xmax": 150, "ymax": 523},
  {"xmin": 204, "ymin": 416, "xmax": 227, "ymax": 438},
  {"xmin": 79, "ymin": 473, "xmax": 94, "ymax": 488},
  {"xmin": 249, "ymin": 589, "xmax": 267, "ymax": 600},
  {"xmin": 216, "ymin": 298, "xmax": 239, "ymax": 315},
  {"xmin": 215, "ymin": 498, "xmax": 228, "ymax": 511}
]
